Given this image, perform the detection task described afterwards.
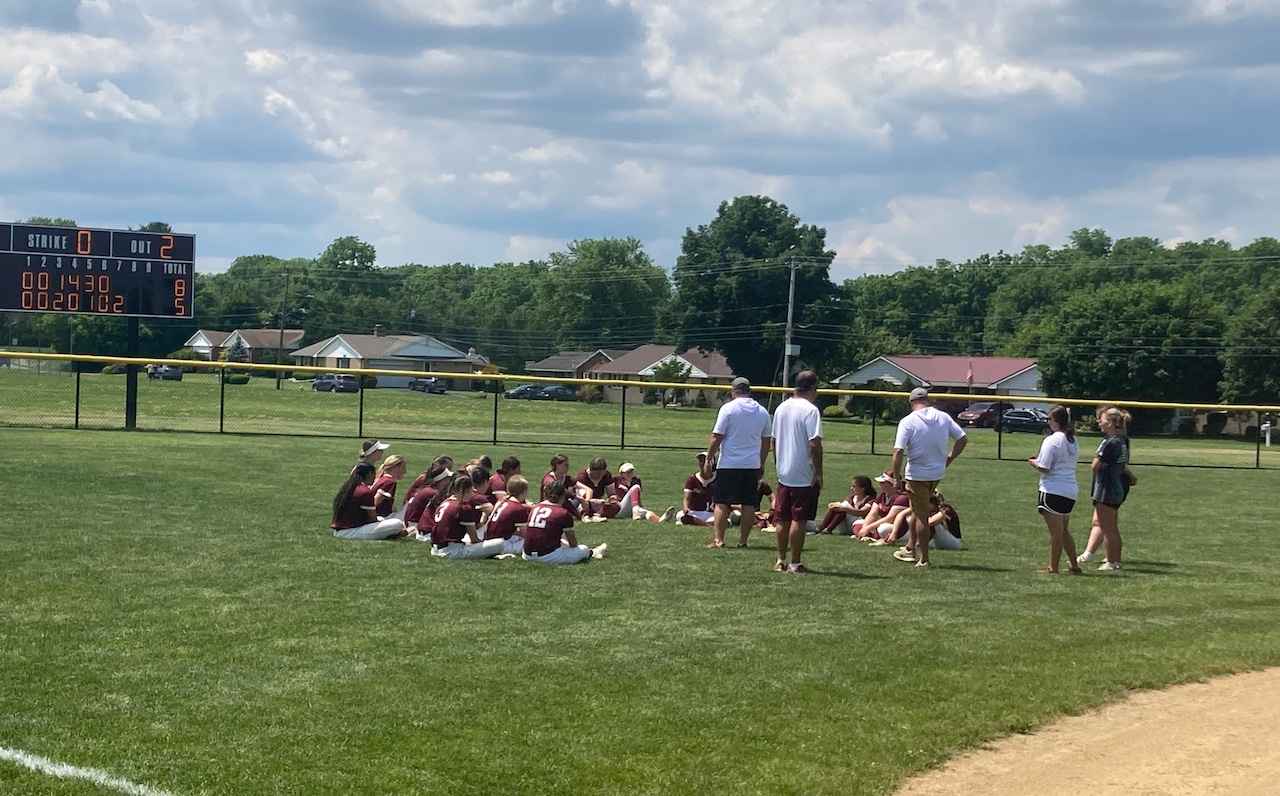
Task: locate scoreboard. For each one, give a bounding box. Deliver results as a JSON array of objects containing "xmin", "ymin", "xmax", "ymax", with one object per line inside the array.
[{"xmin": 0, "ymin": 222, "xmax": 195, "ymax": 319}]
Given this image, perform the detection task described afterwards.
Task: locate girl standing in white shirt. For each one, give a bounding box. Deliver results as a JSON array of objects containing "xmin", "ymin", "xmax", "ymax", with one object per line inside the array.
[{"xmin": 1028, "ymin": 405, "xmax": 1082, "ymax": 574}]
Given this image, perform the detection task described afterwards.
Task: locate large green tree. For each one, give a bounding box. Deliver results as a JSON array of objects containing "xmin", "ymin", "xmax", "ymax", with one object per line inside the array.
[
  {"xmin": 537, "ymin": 237, "xmax": 670, "ymax": 350},
  {"xmin": 667, "ymin": 196, "xmax": 837, "ymax": 385}
]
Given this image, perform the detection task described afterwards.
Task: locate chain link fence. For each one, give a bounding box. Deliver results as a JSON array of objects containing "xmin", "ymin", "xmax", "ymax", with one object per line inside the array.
[{"xmin": 2, "ymin": 352, "xmax": 1277, "ymax": 469}]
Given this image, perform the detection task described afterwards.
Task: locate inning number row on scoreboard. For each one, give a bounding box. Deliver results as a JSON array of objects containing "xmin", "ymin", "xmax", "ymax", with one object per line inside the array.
[{"xmin": 0, "ymin": 222, "xmax": 196, "ymax": 319}]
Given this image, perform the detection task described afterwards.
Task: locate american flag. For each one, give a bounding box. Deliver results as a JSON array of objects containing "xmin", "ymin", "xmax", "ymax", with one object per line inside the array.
[{"xmin": 966, "ymin": 359, "xmax": 974, "ymax": 388}]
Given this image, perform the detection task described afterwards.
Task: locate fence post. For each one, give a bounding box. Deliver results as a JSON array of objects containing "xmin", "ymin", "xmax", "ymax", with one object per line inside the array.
[
  {"xmin": 492, "ymin": 387, "xmax": 499, "ymax": 446},
  {"xmin": 74, "ymin": 367, "xmax": 81, "ymax": 429},
  {"xmin": 1256, "ymin": 410, "xmax": 1262, "ymax": 470},
  {"xmin": 358, "ymin": 382, "xmax": 365, "ymax": 438},
  {"xmin": 219, "ymin": 366, "xmax": 226, "ymax": 433},
  {"xmin": 620, "ymin": 385, "xmax": 627, "ymax": 449}
]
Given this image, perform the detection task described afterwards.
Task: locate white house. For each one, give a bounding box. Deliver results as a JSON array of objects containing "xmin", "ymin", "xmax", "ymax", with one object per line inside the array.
[{"xmin": 832, "ymin": 355, "xmax": 1045, "ymax": 399}]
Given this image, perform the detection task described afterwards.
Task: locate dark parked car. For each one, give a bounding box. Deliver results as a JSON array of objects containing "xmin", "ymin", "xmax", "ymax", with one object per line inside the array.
[
  {"xmin": 1000, "ymin": 409, "xmax": 1049, "ymax": 434},
  {"xmin": 156, "ymin": 365, "xmax": 183, "ymax": 381},
  {"xmin": 314, "ymin": 374, "xmax": 360, "ymax": 393},
  {"xmin": 533, "ymin": 385, "xmax": 578, "ymax": 402},
  {"xmin": 504, "ymin": 383, "xmax": 543, "ymax": 399},
  {"xmin": 409, "ymin": 377, "xmax": 447, "ymax": 394},
  {"xmin": 957, "ymin": 401, "xmax": 1016, "ymax": 428}
]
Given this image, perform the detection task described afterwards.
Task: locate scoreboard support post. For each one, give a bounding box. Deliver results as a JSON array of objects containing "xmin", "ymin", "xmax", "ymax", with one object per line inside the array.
[{"xmin": 125, "ymin": 317, "xmax": 140, "ymax": 430}]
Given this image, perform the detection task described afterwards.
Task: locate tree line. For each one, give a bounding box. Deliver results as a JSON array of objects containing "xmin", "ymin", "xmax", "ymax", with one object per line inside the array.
[{"xmin": 7, "ymin": 199, "xmax": 1279, "ymax": 406}]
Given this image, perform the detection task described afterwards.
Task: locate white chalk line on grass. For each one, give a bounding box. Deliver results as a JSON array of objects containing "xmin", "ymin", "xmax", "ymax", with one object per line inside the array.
[{"xmin": 0, "ymin": 745, "xmax": 177, "ymax": 796}]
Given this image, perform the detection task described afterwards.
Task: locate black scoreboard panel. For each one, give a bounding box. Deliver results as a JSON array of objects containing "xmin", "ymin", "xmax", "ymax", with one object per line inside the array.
[{"xmin": 0, "ymin": 223, "xmax": 196, "ymax": 319}]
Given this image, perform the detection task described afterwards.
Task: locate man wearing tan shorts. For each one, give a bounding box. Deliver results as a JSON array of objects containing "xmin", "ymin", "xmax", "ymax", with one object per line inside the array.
[{"xmin": 891, "ymin": 387, "xmax": 967, "ymax": 568}]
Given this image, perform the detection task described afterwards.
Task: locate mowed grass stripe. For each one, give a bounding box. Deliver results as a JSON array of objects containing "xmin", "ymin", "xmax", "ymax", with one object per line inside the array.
[{"xmin": 1, "ymin": 429, "xmax": 1278, "ymax": 795}]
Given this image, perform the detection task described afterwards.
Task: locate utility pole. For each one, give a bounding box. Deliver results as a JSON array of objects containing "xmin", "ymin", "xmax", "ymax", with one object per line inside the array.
[
  {"xmin": 782, "ymin": 258, "xmax": 799, "ymax": 388},
  {"xmin": 276, "ymin": 271, "xmax": 290, "ymax": 390}
]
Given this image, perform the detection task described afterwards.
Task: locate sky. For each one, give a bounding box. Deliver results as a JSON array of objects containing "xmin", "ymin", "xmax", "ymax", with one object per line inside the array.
[{"xmin": 1, "ymin": 0, "xmax": 1279, "ymax": 281}]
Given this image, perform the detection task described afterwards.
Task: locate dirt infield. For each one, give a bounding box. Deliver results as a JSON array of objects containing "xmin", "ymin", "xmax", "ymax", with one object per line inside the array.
[{"xmin": 894, "ymin": 668, "xmax": 1280, "ymax": 796}]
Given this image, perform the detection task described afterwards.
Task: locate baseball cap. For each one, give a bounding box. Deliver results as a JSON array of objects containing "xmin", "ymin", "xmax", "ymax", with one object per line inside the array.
[
  {"xmin": 908, "ymin": 387, "xmax": 929, "ymax": 402},
  {"xmin": 619, "ymin": 462, "xmax": 636, "ymax": 473},
  {"xmin": 731, "ymin": 376, "xmax": 751, "ymax": 393},
  {"xmin": 696, "ymin": 451, "xmax": 710, "ymax": 460},
  {"xmin": 361, "ymin": 439, "xmax": 390, "ymax": 456},
  {"xmin": 874, "ymin": 471, "xmax": 896, "ymax": 483}
]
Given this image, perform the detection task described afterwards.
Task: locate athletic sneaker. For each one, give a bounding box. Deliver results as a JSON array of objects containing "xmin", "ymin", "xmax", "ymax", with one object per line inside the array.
[
  {"xmin": 591, "ymin": 543, "xmax": 607, "ymax": 559},
  {"xmin": 892, "ymin": 548, "xmax": 916, "ymax": 562},
  {"xmin": 1077, "ymin": 550, "xmax": 1094, "ymax": 563},
  {"xmin": 632, "ymin": 506, "xmax": 648, "ymax": 521},
  {"xmin": 728, "ymin": 509, "xmax": 742, "ymax": 525},
  {"xmin": 660, "ymin": 506, "xmax": 678, "ymax": 523},
  {"xmin": 1097, "ymin": 561, "xmax": 1122, "ymax": 571},
  {"xmin": 788, "ymin": 563, "xmax": 811, "ymax": 574},
  {"xmin": 772, "ymin": 561, "xmax": 786, "ymax": 572},
  {"xmin": 914, "ymin": 560, "xmax": 932, "ymax": 568}
]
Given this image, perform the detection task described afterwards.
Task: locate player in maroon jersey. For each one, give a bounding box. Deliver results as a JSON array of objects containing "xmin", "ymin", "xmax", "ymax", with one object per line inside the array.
[
  {"xmin": 541, "ymin": 453, "xmax": 582, "ymax": 516},
  {"xmin": 575, "ymin": 457, "xmax": 622, "ymax": 521},
  {"xmin": 680, "ymin": 452, "xmax": 717, "ymax": 531},
  {"xmin": 522, "ymin": 480, "xmax": 606, "ymax": 564},
  {"xmin": 331, "ymin": 462, "xmax": 407, "ymax": 540},
  {"xmin": 489, "ymin": 456, "xmax": 520, "ymax": 500},
  {"xmin": 484, "ymin": 474, "xmax": 531, "ymax": 555},
  {"xmin": 371, "ymin": 454, "xmax": 407, "ymax": 519},
  {"xmin": 614, "ymin": 462, "xmax": 677, "ymax": 522},
  {"xmin": 403, "ymin": 455, "xmax": 453, "ymax": 506},
  {"xmin": 427, "ymin": 473, "xmax": 505, "ymax": 559}
]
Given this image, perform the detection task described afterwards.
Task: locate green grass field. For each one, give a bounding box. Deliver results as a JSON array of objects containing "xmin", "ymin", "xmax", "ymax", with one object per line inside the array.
[{"xmin": 2, "ymin": 428, "xmax": 1279, "ymax": 795}]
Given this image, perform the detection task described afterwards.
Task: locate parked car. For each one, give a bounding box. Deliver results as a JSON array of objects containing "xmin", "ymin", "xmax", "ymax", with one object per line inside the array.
[
  {"xmin": 533, "ymin": 384, "xmax": 579, "ymax": 402},
  {"xmin": 504, "ymin": 383, "xmax": 543, "ymax": 399},
  {"xmin": 314, "ymin": 374, "xmax": 360, "ymax": 393},
  {"xmin": 408, "ymin": 376, "xmax": 447, "ymax": 394},
  {"xmin": 313, "ymin": 374, "xmax": 338, "ymax": 392},
  {"xmin": 156, "ymin": 365, "xmax": 183, "ymax": 381},
  {"xmin": 1000, "ymin": 408, "xmax": 1049, "ymax": 434},
  {"xmin": 957, "ymin": 400, "xmax": 1016, "ymax": 428}
]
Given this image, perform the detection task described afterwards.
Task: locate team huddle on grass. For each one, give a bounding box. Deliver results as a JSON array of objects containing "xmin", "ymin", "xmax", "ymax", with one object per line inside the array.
[{"xmin": 330, "ymin": 373, "xmax": 1135, "ymax": 574}]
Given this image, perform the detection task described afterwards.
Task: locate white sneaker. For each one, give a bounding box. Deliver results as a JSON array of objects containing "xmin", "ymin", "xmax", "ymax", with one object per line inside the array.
[
  {"xmin": 1098, "ymin": 561, "xmax": 1122, "ymax": 571},
  {"xmin": 1077, "ymin": 550, "xmax": 1093, "ymax": 563},
  {"xmin": 728, "ymin": 509, "xmax": 742, "ymax": 525},
  {"xmin": 660, "ymin": 506, "xmax": 678, "ymax": 523},
  {"xmin": 591, "ymin": 543, "xmax": 607, "ymax": 559},
  {"xmin": 632, "ymin": 506, "xmax": 647, "ymax": 521}
]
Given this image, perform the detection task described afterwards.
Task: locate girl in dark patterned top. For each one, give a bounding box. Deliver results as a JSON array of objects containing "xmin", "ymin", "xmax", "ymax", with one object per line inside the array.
[{"xmin": 1090, "ymin": 406, "xmax": 1131, "ymax": 571}]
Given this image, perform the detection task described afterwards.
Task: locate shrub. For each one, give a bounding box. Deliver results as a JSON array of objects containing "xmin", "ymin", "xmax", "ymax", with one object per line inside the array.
[
  {"xmin": 222, "ymin": 373, "xmax": 250, "ymax": 385},
  {"xmin": 642, "ymin": 388, "xmax": 659, "ymax": 405},
  {"xmin": 101, "ymin": 364, "xmax": 125, "ymax": 375},
  {"xmin": 822, "ymin": 404, "xmax": 846, "ymax": 419},
  {"xmin": 360, "ymin": 374, "xmax": 378, "ymax": 389},
  {"xmin": 694, "ymin": 390, "xmax": 709, "ymax": 409},
  {"xmin": 578, "ymin": 385, "xmax": 604, "ymax": 404}
]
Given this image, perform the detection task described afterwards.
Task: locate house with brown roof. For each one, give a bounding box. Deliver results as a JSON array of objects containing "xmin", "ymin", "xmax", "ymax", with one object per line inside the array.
[
  {"xmin": 183, "ymin": 328, "xmax": 303, "ymax": 363},
  {"xmin": 832, "ymin": 355, "xmax": 1044, "ymax": 399},
  {"xmin": 589, "ymin": 344, "xmax": 737, "ymax": 404},
  {"xmin": 525, "ymin": 349, "xmax": 626, "ymax": 380},
  {"xmin": 289, "ymin": 325, "xmax": 491, "ymax": 388}
]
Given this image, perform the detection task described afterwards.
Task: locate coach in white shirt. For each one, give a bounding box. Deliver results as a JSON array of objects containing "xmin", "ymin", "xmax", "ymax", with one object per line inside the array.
[
  {"xmin": 891, "ymin": 387, "xmax": 967, "ymax": 568},
  {"xmin": 705, "ymin": 376, "xmax": 773, "ymax": 549}
]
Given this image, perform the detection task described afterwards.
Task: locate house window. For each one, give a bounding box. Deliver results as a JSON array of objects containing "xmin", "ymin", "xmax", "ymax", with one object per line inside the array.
[{"xmin": 337, "ymin": 358, "xmax": 350, "ymax": 369}]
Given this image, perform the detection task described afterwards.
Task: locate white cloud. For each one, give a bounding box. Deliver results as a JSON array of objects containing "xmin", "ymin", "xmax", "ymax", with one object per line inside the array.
[
  {"xmin": 587, "ymin": 160, "xmax": 665, "ymax": 211},
  {"xmin": 514, "ymin": 141, "xmax": 589, "ymax": 164},
  {"xmin": 477, "ymin": 170, "xmax": 516, "ymax": 185}
]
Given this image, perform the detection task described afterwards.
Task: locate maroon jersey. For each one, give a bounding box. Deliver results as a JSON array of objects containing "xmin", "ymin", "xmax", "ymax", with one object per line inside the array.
[
  {"xmin": 403, "ymin": 472, "xmax": 431, "ymax": 505},
  {"xmin": 684, "ymin": 473, "xmax": 715, "ymax": 513},
  {"xmin": 488, "ymin": 473, "xmax": 508, "ymax": 495},
  {"xmin": 939, "ymin": 503, "xmax": 961, "ymax": 538},
  {"xmin": 467, "ymin": 492, "xmax": 494, "ymax": 511},
  {"xmin": 541, "ymin": 472, "xmax": 576, "ymax": 499},
  {"xmin": 486, "ymin": 498, "xmax": 529, "ymax": 541},
  {"xmin": 878, "ymin": 491, "xmax": 910, "ymax": 511},
  {"xmin": 430, "ymin": 497, "xmax": 479, "ymax": 547},
  {"xmin": 613, "ymin": 476, "xmax": 641, "ymax": 500},
  {"xmin": 575, "ymin": 469, "xmax": 615, "ymax": 499},
  {"xmin": 523, "ymin": 502, "xmax": 575, "ymax": 557},
  {"xmin": 332, "ymin": 483, "xmax": 376, "ymax": 530},
  {"xmin": 403, "ymin": 485, "xmax": 438, "ymax": 529},
  {"xmin": 372, "ymin": 475, "xmax": 397, "ymax": 518}
]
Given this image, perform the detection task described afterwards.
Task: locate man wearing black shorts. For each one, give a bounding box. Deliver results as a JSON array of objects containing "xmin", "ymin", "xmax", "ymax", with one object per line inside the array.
[{"xmin": 704, "ymin": 377, "xmax": 773, "ymax": 549}]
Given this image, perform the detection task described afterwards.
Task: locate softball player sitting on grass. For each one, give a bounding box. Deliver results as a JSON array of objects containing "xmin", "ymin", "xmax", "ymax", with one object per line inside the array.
[
  {"xmin": 331, "ymin": 463, "xmax": 408, "ymax": 540},
  {"xmin": 426, "ymin": 473, "xmax": 505, "ymax": 560},
  {"xmin": 522, "ymin": 480, "xmax": 607, "ymax": 565},
  {"xmin": 483, "ymin": 475, "xmax": 532, "ymax": 555}
]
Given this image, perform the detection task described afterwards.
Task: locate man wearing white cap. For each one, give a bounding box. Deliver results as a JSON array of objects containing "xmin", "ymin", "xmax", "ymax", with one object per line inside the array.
[
  {"xmin": 890, "ymin": 387, "xmax": 967, "ymax": 568},
  {"xmin": 704, "ymin": 376, "xmax": 773, "ymax": 549}
]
